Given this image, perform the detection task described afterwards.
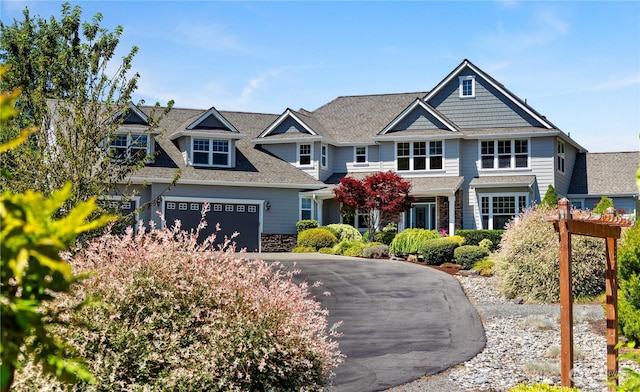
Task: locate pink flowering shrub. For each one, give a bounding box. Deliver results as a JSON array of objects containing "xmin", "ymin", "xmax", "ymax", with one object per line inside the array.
[{"xmin": 15, "ymin": 212, "xmax": 343, "ymax": 391}]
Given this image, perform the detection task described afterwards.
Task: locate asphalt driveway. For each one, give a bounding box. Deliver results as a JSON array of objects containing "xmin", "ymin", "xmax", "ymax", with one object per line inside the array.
[{"xmin": 253, "ymin": 253, "xmax": 486, "ymax": 392}]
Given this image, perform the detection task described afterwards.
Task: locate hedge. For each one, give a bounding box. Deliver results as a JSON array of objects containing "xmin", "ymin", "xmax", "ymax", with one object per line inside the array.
[
  {"xmin": 456, "ymin": 229, "xmax": 504, "ymax": 251},
  {"xmin": 420, "ymin": 239, "xmax": 460, "ymax": 265},
  {"xmin": 297, "ymin": 228, "xmax": 338, "ymax": 250},
  {"xmin": 454, "ymin": 245, "xmax": 489, "ymax": 270}
]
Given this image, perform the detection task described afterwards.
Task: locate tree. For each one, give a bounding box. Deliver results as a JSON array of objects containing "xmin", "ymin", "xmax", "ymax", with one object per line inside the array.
[
  {"xmin": 0, "ymin": 69, "xmax": 113, "ymax": 392},
  {"xmin": 539, "ymin": 184, "xmax": 558, "ymax": 209},
  {"xmin": 333, "ymin": 171, "xmax": 415, "ymax": 241},
  {"xmin": 0, "ymin": 3, "xmax": 174, "ymax": 215},
  {"xmin": 593, "ymin": 195, "xmax": 615, "ymax": 214}
]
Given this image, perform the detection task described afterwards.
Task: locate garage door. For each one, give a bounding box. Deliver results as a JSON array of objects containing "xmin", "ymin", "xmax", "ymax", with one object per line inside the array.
[{"xmin": 164, "ymin": 201, "xmax": 260, "ymax": 251}]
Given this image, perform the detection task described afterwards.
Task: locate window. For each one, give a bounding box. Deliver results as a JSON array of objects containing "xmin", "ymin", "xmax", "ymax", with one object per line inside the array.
[
  {"xmin": 481, "ymin": 194, "xmax": 528, "ymax": 229},
  {"xmin": 459, "ymin": 75, "xmax": 476, "ymax": 98},
  {"xmin": 178, "ymin": 203, "xmax": 187, "ymax": 210},
  {"xmin": 570, "ymin": 200, "xmax": 583, "ymax": 210},
  {"xmin": 298, "ymin": 144, "xmax": 312, "ymax": 166},
  {"xmin": 397, "ymin": 141, "xmax": 444, "ymax": 171},
  {"xmin": 167, "ymin": 202, "xmax": 176, "ymax": 210},
  {"xmin": 225, "ymin": 204, "xmax": 234, "ymax": 212},
  {"xmin": 110, "ymin": 133, "xmax": 150, "ymax": 161},
  {"xmin": 355, "ymin": 146, "xmax": 367, "ymax": 163},
  {"xmin": 213, "ymin": 204, "xmax": 223, "ymax": 212},
  {"xmin": 557, "ymin": 141, "xmax": 565, "ymax": 173},
  {"xmin": 480, "ymin": 139, "xmax": 529, "ymax": 170},
  {"xmin": 301, "ymin": 198, "xmax": 312, "ymax": 220},
  {"xmin": 237, "ymin": 205, "xmax": 245, "ymax": 213},
  {"xmin": 248, "ymin": 205, "xmax": 257, "ymax": 213},
  {"xmin": 192, "ymin": 138, "xmax": 230, "ymax": 167},
  {"xmin": 321, "ymin": 144, "xmax": 328, "ymax": 169},
  {"xmin": 190, "ymin": 203, "xmax": 199, "ymax": 211}
]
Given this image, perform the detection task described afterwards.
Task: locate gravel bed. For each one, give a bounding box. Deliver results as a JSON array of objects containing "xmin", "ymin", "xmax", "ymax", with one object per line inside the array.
[{"xmin": 385, "ymin": 275, "xmax": 633, "ymax": 392}]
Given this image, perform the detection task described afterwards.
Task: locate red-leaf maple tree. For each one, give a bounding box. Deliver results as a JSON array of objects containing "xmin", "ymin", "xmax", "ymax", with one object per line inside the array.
[{"xmin": 333, "ymin": 171, "xmax": 415, "ymax": 240}]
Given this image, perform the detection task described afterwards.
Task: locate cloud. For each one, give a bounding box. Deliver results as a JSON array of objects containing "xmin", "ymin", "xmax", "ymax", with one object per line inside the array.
[
  {"xmin": 170, "ymin": 22, "xmax": 247, "ymax": 53},
  {"xmin": 529, "ymin": 73, "xmax": 640, "ymax": 98}
]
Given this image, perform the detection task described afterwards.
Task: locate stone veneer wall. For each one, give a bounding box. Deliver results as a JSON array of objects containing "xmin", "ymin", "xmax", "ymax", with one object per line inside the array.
[
  {"xmin": 261, "ymin": 234, "xmax": 297, "ymax": 252},
  {"xmin": 437, "ymin": 190, "xmax": 463, "ymax": 234}
]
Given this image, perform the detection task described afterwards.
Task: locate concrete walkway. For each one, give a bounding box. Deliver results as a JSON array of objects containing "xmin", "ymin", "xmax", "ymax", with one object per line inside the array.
[{"xmin": 252, "ymin": 253, "xmax": 486, "ymax": 392}]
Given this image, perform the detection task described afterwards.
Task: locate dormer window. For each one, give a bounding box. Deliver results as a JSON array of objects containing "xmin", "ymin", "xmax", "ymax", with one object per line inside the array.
[
  {"xmin": 110, "ymin": 133, "xmax": 150, "ymax": 161},
  {"xmin": 459, "ymin": 75, "xmax": 476, "ymax": 98},
  {"xmin": 192, "ymin": 138, "xmax": 230, "ymax": 167}
]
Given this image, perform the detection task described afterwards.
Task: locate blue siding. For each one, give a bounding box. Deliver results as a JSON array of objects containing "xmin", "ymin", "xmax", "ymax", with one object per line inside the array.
[
  {"xmin": 270, "ymin": 117, "xmax": 311, "ymax": 135},
  {"xmin": 390, "ymin": 106, "xmax": 449, "ymax": 131},
  {"xmin": 428, "ymin": 69, "xmax": 544, "ymax": 129},
  {"xmin": 194, "ymin": 115, "xmax": 227, "ymax": 130}
]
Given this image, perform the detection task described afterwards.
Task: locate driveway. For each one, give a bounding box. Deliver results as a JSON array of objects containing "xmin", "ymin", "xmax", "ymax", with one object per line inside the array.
[{"xmin": 253, "ymin": 253, "xmax": 486, "ymax": 392}]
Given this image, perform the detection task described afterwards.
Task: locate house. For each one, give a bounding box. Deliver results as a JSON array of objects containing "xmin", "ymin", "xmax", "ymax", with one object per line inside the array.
[{"xmin": 103, "ymin": 59, "xmax": 639, "ymax": 251}]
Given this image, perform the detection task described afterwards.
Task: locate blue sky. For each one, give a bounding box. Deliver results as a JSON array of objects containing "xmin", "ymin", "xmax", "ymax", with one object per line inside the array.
[{"xmin": 2, "ymin": 1, "xmax": 639, "ymax": 152}]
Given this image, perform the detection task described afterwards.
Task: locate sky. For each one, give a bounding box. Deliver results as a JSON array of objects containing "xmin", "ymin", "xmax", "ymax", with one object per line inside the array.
[{"xmin": 1, "ymin": 1, "xmax": 639, "ymax": 153}]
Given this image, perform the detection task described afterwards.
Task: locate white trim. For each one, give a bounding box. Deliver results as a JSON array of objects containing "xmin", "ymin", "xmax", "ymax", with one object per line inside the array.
[
  {"xmin": 477, "ymin": 138, "xmax": 530, "ymax": 171},
  {"xmin": 424, "ymin": 60, "xmax": 555, "ymax": 130},
  {"xmin": 186, "ymin": 107, "xmax": 239, "ymax": 133},
  {"xmin": 379, "ymin": 98, "xmax": 458, "ymax": 135},
  {"xmin": 395, "ymin": 140, "xmax": 445, "ymax": 172},
  {"xmin": 258, "ymin": 109, "xmax": 318, "ymax": 138},
  {"xmin": 458, "ymin": 75, "xmax": 476, "ymax": 98},
  {"xmin": 299, "ymin": 196, "xmax": 314, "ymax": 221},
  {"xmin": 170, "ymin": 130, "xmax": 245, "ymax": 141},
  {"xmin": 190, "ymin": 137, "xmax": 232, "ymax": 168},
  {"xmin": 109, "ymin": 132, "xmax": 153, "ymax": 162},
  {"xmin": 128, "ymin": 176, "xmax": 326, "ymax": 189},
  {"xmin": 477, "ymin": 192, "xmax": 530, "ymax": 230}
]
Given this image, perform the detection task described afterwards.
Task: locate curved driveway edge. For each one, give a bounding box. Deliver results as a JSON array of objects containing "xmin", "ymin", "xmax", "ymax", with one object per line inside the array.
[{"xmin": 253, "ymin": 253, "xmax": 486, "ymax": 392}]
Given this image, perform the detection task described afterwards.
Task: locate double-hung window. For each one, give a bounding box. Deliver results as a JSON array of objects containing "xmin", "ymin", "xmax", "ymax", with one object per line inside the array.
[
  {"xmin": 298, "ymin": 143, "xmax": 312, "ymax": 166},
  {"xmin": 192, "ymin": 138, "xmax": 230, "ymax": 167},
  {"xmin": 459, "ymin": 75, "xmax": 476, "ymax": 98},
  {"xmin": 397, "ymin": 141, "xmax": 443, "ymax": 171},
  {"xmin": 300, "ymin": 198, "xmax": 312, "ymax": 220},
  {"xmin": 480, "ymin": 139, "xmax": 529, "ymax": 170},
  {"xmin": 557, "ymin": 141, "xmax": 565, "ymax": 173},
  {"xmin": 355, "ymin": 146, "xmax": 367, "ymax": 164},
  {"xmin": 110, "ymin": 133, "xmax": 150, "ymax": 161},
  {"xmin": 321, "ymin": 144, "xmax": 328, "ymax": 169}
]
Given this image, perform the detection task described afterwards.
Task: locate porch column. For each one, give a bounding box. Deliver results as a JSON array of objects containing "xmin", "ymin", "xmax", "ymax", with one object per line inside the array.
[
  {"xmin": 448, "ymin": 194, "xmax": 455, "ymax": 235},
  {"xmin": 316, "ymin": 198, "xmax": 324, "ymax": 226}
]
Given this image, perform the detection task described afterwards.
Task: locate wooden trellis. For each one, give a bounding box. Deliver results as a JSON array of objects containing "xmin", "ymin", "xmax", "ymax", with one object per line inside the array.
[{"xmin": 544, "ymin": 198, "xmax": 633, "ymax": 390}]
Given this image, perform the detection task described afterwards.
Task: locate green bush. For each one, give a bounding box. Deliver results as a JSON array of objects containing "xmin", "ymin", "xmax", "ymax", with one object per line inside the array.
[
  {"xmin": 373, "ymin": 223, "xmax": 397, "ymax": 245},
  {"xmin": 318, "ymin": 247, "xmax": 336, "ymax": 255},
  {"xmin": 479, "ymin": 238, "xmax": 494, "ymax": 251},
  {"xmin": 343, "ymin": 242, "xmax": 366, "ymax": 257},
  {"xmin": 619, "ymin": 225, "xmax": 640, "ymax": 343},
  {"xmin": 540, "ymin": 184, "xmax": 559, "ymax": 209},
  {"xmin": 297, "ymin": 228, "xmax": 338, "ymax": 250},
  {"xmin": 296, "ymin": 219, "xmax": 318, "ymax": 233},
  {"xmin": 389, "ymin": 228, "xmax": 440, "ymax": 256},
  {"xmin": 495, "ymin": 207, "xmax": 606, "ymax": 303},
  {"xmin": 292, "ymin": 245, "xmax": 315, "ymax": 253},
  {"xmin": 363, "ymin": 244, "xmax": 389, "ymax": 259},
  {"xmin": 593, "ymin": 195, "xmax": 615, "ymax": 214},
  {"xmin": 508, "ymin": 383, "xmax": 581, "ymax": 391},
  {"xmin": 472, "ymin": 259, "xmax": 495, "ymax": 276},
  {"xmin": 333, "ymin": 240, "xmax": 357, "ymax": 255},
  {"xmin": 456, "ymin": 230, "xmax": 504, "ymax": 251},
  {"xmin": 324, "ymin": 223, "xmax": 362, "ymax": 242},
  {"xmin": 454, "ymin": 245, "xmax": 490, "ymax": 270},
  {"xmin": 446, "ymin": 235, "xmax": 466, "ymax": 246},
  {"xmin": 420, "ymin": 239, "xmax": 459, "ymax": 266}
]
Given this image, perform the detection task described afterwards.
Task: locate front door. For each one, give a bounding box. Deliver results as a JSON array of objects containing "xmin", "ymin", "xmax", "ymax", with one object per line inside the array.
[{"xmin": 410, "ymin": 203, "xmax": 436, "ymax": 230}]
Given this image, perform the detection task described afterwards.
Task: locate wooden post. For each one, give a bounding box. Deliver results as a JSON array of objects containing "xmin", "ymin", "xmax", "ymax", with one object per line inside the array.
[
  {"xmin": 557, "ymin": 198, "xmax": 574, "ymax": 387},
  {"xmin": 606, "ymin": 235, "xmax": 619, "ymax": 390}
]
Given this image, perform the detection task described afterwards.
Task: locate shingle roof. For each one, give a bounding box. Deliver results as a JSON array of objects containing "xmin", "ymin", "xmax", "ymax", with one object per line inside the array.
[
  {"xmin": 568, "ymin": 151, "xmax": 639, "ymax": 196},
  {"xmin": 469, "ymin": 175, "xmax": 537, "ymax": 188},
  {"xmin": 133, "ymin": 107, "xmax": 325, "ymax": 188},
  {"xmin": 306, "ymin": 172, "xmax": 463, "ymax": 196}
]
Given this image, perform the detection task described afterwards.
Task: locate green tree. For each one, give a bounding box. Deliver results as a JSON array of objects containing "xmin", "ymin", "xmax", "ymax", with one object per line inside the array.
[
  {"xmin": 0, "ymin": 69, "xmax": 113, "ymax": 392},
  {"xmin": 539, "ymin": 184, "xmax": 558, "ymax": 209},
  {"xmin": 0, "ymin": 3, "xmax": 174, "ymax": 215},
  {"xmin": 593, "ymin": 195, "xmax": 615, "ymax": 214}
]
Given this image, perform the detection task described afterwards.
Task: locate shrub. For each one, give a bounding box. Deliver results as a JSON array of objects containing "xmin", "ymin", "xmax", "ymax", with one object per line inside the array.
[
  {"xmin": 318, "ymin": 247, "xmax": 336, "ymax": 255},
  {"xmin": 456, "ymin": 229, "xmax": 504, "ymax": 251},
  {"xmin": 296, "ymin": 219, "xmax": 318, "ymax": 233},
  {"xmin": 389, "ymin": 228, "xmax": 440, "ymax": 256},
  {"xmin": 420, "ymin": 238, "xmax": 459, "ymax": 265},
  {"xmin": 495, "ymin": 207, "xmax": 606, "ymax": 303},
  {"xmin": 593, "ymin": 195, "xmax": 615, "ymax": 214},
  {"xmin": 343, "ymin": 242, "xmax": 366, "ymax": 257},
  {"xmin": 363, "ymin": 244, "xmax": 390, "ymax": 259},
  {"xmin": 333, "ymin": 240, "xmax": 359, "ymax": 255},
  {"xmin": 479, "ymin": 238, "xmax": 494, "ymax": 251},
  {"xmin": 619, "ymin": 224, "xmax": 640, "ymax": 343},
  {"xmin": 374, "ymin": 223, "xmax": 397, "ymax": 245},
  {"xmin": 454, "ymin": 245, "xmax": 490, "ymax": 270},
  {"xmin": 540, "ymin": 184, "xmax": 559, "ymax": 210},
  {"xmin": 446, "ymin": 235, "xmax": 466, "ymax": 246},
  {"xmin": 292, "ymin": 245, "xmax": 316, "ymax": 253},
  {"xmin": 472, "ymin": 259, "xmax": 495, "ymax": 276},
  {"xmin": 297, "ymin": 228, "xmax": 338, "ymax": 250},
  {"xmin": 14, "ymin": 218, "xmax": 343, "ymax": 391},
  {"xmin": 324, "ymin": 223, "xmax": 363, "ymax": 242}
]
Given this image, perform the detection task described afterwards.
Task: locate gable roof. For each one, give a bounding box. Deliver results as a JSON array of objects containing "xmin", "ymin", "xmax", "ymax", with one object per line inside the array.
[
  {"xmin": 568, "ymin": 151, "xmax": 639, "ymax": 197},
  {"xmin": 378, "ymin": 98, "xmax": 460, "ymax": 134},
  {"xmin": 258, "ymin": 108, "xmax": 319, "ymax": 139},
  {"xmin": 168, "ymin": 107, "xmax": 245, "ymax": 141},
  {"xmin": 424, "ymin": 59, "xmax": 557, "ymax": 130}
]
